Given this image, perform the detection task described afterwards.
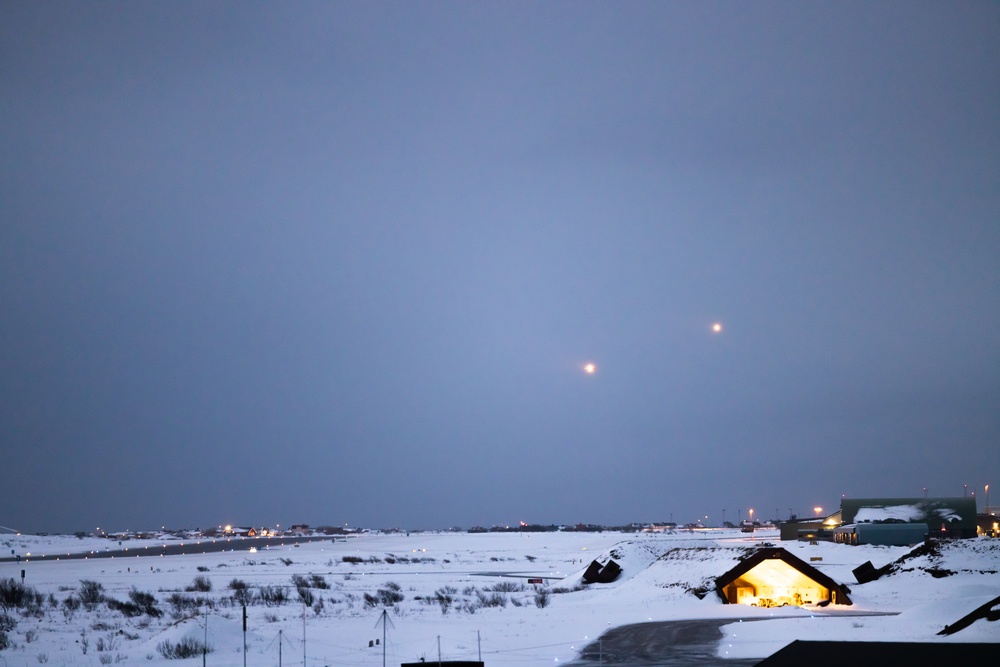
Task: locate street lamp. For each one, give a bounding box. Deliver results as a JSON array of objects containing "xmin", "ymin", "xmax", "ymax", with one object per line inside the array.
[{"xmin": 814, "ymin": 506, "xmax": 823, "ymax": 517}]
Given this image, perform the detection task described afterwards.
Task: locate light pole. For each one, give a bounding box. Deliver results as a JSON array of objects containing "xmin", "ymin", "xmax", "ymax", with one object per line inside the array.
[
  {"xmin": 964, "ymin": 484, "xmax": 968, "ymax": 497},
  {"xmin": 986, "ymin": 485, "xmax": 990, "ymax": 515}
]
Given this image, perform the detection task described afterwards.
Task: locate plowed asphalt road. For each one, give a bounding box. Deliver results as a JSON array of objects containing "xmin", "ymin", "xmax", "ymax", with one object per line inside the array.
[{"xmin": 569, "ymin": 619, "xmax": 764, "ymax": 667}]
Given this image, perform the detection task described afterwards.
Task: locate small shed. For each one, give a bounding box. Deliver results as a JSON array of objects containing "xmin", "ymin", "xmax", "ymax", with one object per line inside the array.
[{"xmin": 715, "ymin": 547, "xmax": 852, "ymax": 607}]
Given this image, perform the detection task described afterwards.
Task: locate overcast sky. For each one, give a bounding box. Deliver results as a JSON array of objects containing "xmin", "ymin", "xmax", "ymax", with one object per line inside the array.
[{"xmin": 2, "ymin": 1, "xmax": 998, "ymax": 534}]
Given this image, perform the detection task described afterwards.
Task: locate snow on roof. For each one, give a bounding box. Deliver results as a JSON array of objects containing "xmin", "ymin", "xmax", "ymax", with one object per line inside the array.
[
  {"xmin": 853, "ymin": 503, "xmax": 965, "ymax": 525},
  {"xmin": 854, "ymin": 504, "xmax": 927, "ymax": 523},
  {"xmin": 933, "ymin": 507, "xmax": 962, "ymax": 523}
]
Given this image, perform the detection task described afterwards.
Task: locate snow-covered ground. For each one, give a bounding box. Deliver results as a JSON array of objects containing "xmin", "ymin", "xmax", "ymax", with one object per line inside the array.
[{"xmin": 1, "ymin": 529, "xmax": 997, "ymax": 666}]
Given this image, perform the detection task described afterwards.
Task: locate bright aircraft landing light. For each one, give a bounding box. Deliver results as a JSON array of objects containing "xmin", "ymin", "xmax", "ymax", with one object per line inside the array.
[
  {"xmin": 712, "ymin": 322, "xmax": 723, "ymax": 333},
  {"xmin": 583, "ymin": 363, "xmax": 596, "ymax": 374}
]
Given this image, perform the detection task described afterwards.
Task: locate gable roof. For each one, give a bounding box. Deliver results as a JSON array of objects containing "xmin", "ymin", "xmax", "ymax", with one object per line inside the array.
[{"xmin": 714, "ymin": 547, "xmax": 852, "ymax": 605}]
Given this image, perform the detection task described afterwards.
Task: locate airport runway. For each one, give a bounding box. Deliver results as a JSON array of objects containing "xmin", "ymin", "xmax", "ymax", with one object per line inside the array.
[{"xmin": 0, "ymin": 535, "xmax": 340, "ymax": 563}]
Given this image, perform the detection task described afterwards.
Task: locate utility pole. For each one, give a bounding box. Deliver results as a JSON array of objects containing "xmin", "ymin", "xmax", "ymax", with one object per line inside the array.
[
  {"xmin": 266, "ymin": 629, "xmax": 289, "ymax": 667},
  {"xmin": 374, "ymin": 609, "xmax": 393, "ymax": 667},
  {"xmin": 302, "ymin": 602, "xmax": 307, "ymax": 667},
  {"xmin": 477, "ymin": 630, "xmax": 481, "ymax": 662},
  {"xmin": 242, "ymin": 604, "xmax": 247, "ymax": 667},
  {"xmin": 202, "ymin": 608, "xmax": 208, "ymax": 667}
]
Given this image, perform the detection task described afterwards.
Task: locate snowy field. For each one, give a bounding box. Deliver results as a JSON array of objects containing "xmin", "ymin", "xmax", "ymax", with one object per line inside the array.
[{"xmin": 1, "ymin": 529, "xmax": 998, "ymax": 666}]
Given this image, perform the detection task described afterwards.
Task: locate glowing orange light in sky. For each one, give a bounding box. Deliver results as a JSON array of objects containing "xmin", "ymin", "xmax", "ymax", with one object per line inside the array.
[
  {"xmin": 712, "ymin": 322, "xmax": 723, "ymax": 333},
  {"xmin": 583, "ymin": 363, "xmax": 596, "ymax": 374}
]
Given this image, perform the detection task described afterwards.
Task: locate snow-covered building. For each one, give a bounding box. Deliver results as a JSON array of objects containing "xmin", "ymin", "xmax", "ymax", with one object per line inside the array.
[
  {"xmin": 715, "ymin": 547, "xmax": 853, "ymax": 607},
  {"xmin": 834, "ymin": 497, "xmax": 978, "ymax": 544},
  {"xmin": 782, "ymin": 497, "xmax": 978, "ymax": 545}
]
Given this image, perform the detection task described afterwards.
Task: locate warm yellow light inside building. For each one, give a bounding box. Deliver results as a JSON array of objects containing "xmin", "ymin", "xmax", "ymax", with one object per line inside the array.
[{"xmin": 721, "ymin": 559, "xmax": 831, "ymax": 607}]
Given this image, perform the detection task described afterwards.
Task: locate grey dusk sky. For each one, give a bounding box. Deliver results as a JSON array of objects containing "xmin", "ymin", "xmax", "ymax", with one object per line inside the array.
[{"xmin": 2, "ymin": 1, "xmax": 998, "ymax": 534}]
